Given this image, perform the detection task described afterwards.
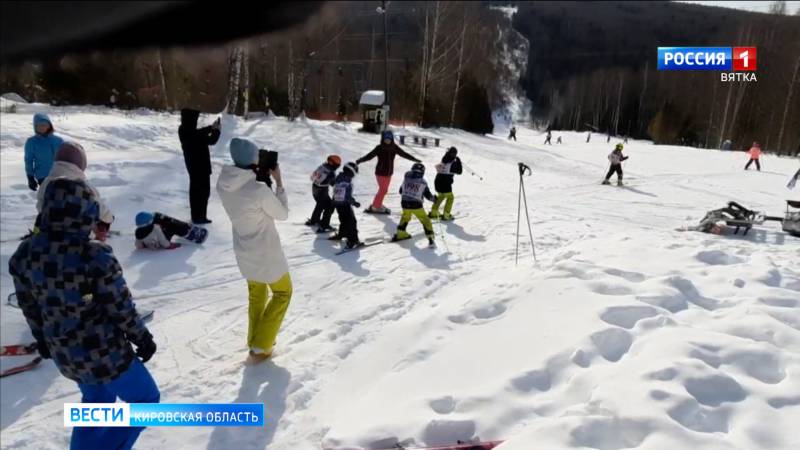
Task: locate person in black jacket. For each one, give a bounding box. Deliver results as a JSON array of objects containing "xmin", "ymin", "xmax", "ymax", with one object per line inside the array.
[
  {"xmin": 330, "ymin": 162, "xmax": 362, "ymax": 249},
  {"xmin": 428, "ymin": 147, "xmax": 463, "ymax": 221},
  {"xmin": 178, "ymin": 109, "xmax": 221, "ymax": 224},
  {"xmin": 306, "ymin": 155, "xmax": 342, "ymax": 232},
  {"xmin": 393, "ymin": 163, "xmax": 437, "ymax": 248}
]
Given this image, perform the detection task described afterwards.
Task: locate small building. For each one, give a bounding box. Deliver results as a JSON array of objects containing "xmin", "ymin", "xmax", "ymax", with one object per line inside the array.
[{"xmin": 359, "ymin": 90, "xmax": 387, "ymax": 133}]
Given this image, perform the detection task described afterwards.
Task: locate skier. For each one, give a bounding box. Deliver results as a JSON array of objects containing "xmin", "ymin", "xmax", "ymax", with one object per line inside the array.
[
  {"xmin": 135, "ymin": 212, "xmax": 207, "ymax": 250},
  {"xmin": 586, "ymin": 132, "xmax": 591, "ymax": 143},
  {"xmin": 556, "ymin": 136, "xmax": 563, "ymax": 145},
  {"xmin": 544, "ymin": 130, "xmax": 552, "ymax": 145},
  {"xmin": 602, "ymin": 143, "xmax": 629, "ymax": 186},
  {"xmin": 305, "ymin": 154, "xmax": 342, "ymax": 232},
  {"xmin": 744, "ymin": 141, "xmax": 762, "ymax": 171},
  {"xmin": 9, "ymin": 178, "xmax": 159, "ymax": 450},
  {"xmin": 216, "ymin": 138, "xmax": 292, "ymax": 362},
  {"xmin": 623, "ymin": 136, "xmax": 629, "ymax": 144},
  {"xmin": 36, "ymin": 142, "xmax": 114, "ymax": 241},
  {"xmin": 428, "ymin": 147, "xmax": 463, "ymax": 221},
  {"xmin": 24, "ymin": 113, "xmax": 64, "ymax": 192},
  {"xmin": 330, "ymin": 162, "xmax": 363, "ymax": 249},
  {"xmin": 392, "ymin": 163, "xmax": 437, "ymax": 247},
  {"xmin": 356, "ymin": 130, "xmax": 421, "ymax": 214},
  {"xmin": 508, "ymin": 126, "xmax": 517, "ymax": 141},
  {"xmin": 178, "ymin": 108, "xmax": 221, "ymax": 224}
]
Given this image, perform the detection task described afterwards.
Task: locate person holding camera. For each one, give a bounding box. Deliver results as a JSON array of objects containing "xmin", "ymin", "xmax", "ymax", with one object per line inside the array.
[
  {"xmin": 178, "ymin": 108, "xmax": 221, "ymax": 224},
  {"xmin": 216, "ymin": 138, "xmax": 292, "ymax": 362}
]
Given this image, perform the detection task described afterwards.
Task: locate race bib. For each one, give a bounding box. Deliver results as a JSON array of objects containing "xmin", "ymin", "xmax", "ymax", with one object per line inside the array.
[
  {"xmin": 402, "ymin": 179, "xmax": 426, "ymax": 201},
  {"xmin": 333, "ymin": 183, "xmax": 349, "ymax": 202},
  {"xmin": 310, "ymin": 165, "xmax": 331, "ymax": 186}
]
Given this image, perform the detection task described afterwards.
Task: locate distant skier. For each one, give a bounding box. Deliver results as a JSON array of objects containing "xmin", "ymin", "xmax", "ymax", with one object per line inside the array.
[
  {"xmin": 429, "ymin": 147, "xmax": 463, "ymax": 221},
  {"xmin": 623, "ymin": 136, "xmax": 629, "ymax": 144},
  {"xmin": 24, "ymin": 113, "xmax": 64, "ymax": 191},
  {"xmin": 393, "ymin": 163, "xmax": 437, "ymax": 247},
  {"xmin": 544, "ymin": 130, "xmax": 552, "ymax": 145},
  {"xmin": 216, "ymin": 138, "xmax": 292, "ymax": 362},
  {"xmin": 508, "ymin": 126, "xmax": 517, "ymax": 141},
  {"xmin": 602, "ymin": 143, "xmax": 629, "ymax": 186},
  {"xmin": 744, "ymin": 142, "xmax": 762, "ymax": 171},
  {"xmin": 9, "ymin": 178, "xmax": 160, "ymax": 450},
  {"xmin": 356, "ymin": 130, "xmax": 420, "ymax": 214},
  {"xmin": 330, "ymin": 162, "xmax": 363, "ymax": 249},
  {"xmin": 586, "ymin": 132, "xmax": 591, "ymax": 143},
  {"xmin": 178, "ymin": 109, "xmax": 221, "ymax": 224},
  {"xmin": 36, "ymin": 141, "xmax": 114, "ymax": 241},
  {"xmin": 556, "ymin": 136, "xmax": 563, "ymax": 145},
  {"xmin": 306, "ymin": 154, "xmax": 342, "ymax": 232},
  {"xmin": 135, "ymin": 212, "xmax": 207, "ymax": 250},
  {"xmin": 607, "ymin": 134, "xmax": 611, "ymax": 143}
]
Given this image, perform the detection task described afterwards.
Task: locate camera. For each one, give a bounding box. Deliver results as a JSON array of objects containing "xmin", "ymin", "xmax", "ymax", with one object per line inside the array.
[{"xmin": 256, "ymin": 149, "xmax": 278, "ymax": 183}]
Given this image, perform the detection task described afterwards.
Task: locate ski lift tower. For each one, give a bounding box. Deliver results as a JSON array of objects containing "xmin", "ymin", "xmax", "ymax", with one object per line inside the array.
[{"xmin": 359, "ymin": 90, "xmax": 387, "ymax": 133}]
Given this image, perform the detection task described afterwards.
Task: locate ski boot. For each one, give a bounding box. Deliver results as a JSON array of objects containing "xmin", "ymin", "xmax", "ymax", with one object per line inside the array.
[
  {"xmin": 441, "ymin": 213, "xmax": 454, "ymax": 221},
  {"xmin": 316, "ymin": 225, "xmax": 336, "ymax": 233},
  {"xmin": 428, "ymin": 237, "xmax": 436, "ymax": 248},
  {"xmin": 391, "ymin": 230, "xmax": 412, "ymax": 242},
  {"xmin": 365, "ymin": 205, "xmax": 391, "ymax": 215},
  {"xmin": 247, "ymin": 347, "xmax": 273, "ymax": 364},
  {"xmin": 327, "ymin": 233, "xmax": 344, "ymax": 241},
  {"xmin": 617, "ymin": 180, "xmax": 624, "ymax": 187},
  {"xmin": 345, "ymin": 239, "xmax": 365, "ymax": 250},
  {"xmin": 305, "ymin": 218, "xmax": 319, "ymax": 226},
  {"xmin": 601, "ymin": 180, "xmax": 611, "ymax": 185},
  {"xmin": 428, "ymin": 210, "xmax": 440, "ymax": 220},
  {"xmin": 186, "ymin": 226, "xmax": 209, "ymax": 244}
]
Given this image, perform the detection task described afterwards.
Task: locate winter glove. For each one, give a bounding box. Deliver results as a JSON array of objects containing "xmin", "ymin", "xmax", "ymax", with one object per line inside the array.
[
  {"xmin": 622, "ymin": 156, "xmax": 629, "ymax": 161},
  {"xmin": 135, "ymin": 335, "xmax": 157, "ymax": 363},
  {"xmin": 353, "ymin": 201, "xmax": 361, "ymax": 208},
  {"xmin": 27, "ymin": 176, "xmax": 38, "ymax": 191},
  {"xmin": 36, "ymin": 340, "xmax": 51, "ymax": 359}
]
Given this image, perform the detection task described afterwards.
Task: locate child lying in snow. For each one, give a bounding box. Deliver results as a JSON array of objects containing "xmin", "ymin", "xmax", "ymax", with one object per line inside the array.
[{"xmin": 135, "ymin": 212, "xmax": 208, "ymax": 250}]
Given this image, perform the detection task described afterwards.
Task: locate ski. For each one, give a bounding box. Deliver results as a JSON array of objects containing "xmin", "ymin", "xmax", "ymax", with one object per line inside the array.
[
  {"xmin": 335, "ymin": 238, "xmax": 386, "ymax": 255},
  {"xmin": 0, "ymin": 357, "xmax": 43, "ymax": 378},
  {"xmin": 363, "ymin": 207, "xmax": 392, "ymax": 215},
  {"xmin": 1, "ymin": 343, "xmax": 37, "ymax": 356},
  {"xmin": 141, "ymin": 309, "xmax": 154, "ymax": 323}
]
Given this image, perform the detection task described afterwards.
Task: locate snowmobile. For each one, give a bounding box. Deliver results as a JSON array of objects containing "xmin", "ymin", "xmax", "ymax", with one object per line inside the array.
[{"xmin": 685, "ymin": 200, "xmax": 798, "ymax": 237}]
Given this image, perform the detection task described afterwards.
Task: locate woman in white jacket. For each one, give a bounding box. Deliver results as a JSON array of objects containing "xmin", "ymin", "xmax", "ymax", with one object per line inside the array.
[{"xmin": 217, "ymin": 138, "xmax": 291, "ymax": 362}]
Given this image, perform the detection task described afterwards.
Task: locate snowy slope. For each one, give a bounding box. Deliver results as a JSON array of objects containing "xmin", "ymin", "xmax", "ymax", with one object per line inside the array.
[{"xmin": 1, "ymin": 104, "xmax": 798, "ymax": 450}]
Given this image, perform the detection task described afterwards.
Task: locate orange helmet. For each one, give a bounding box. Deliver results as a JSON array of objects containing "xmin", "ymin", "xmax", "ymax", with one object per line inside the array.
[{"xmin": 327, "ymin": 154, "xmax": 342, "ymax": 168}]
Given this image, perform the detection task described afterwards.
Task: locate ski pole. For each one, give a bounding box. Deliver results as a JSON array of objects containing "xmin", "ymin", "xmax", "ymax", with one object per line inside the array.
[{"xmin": 461, "ymin": 161, "xmax": 484, "ymax": 181}]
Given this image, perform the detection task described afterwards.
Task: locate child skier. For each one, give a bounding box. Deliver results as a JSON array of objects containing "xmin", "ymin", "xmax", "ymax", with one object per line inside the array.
[
  {"xmin": 544, "ymin": 130, "xmax": 552, "ymax": 145},
  {"xmin": 135, "ymin": 212, "xmax": 208, "ymax": 250},
  {"xmin": 393, "ymin": 163, "xmax": 437, "ymax": 248},
  {"xmin": 744, "ymin": 142, "xmax": 762, "ymax": 171},
  {"xmin": 429, "ymin": 147, "xmax": 463, "ymax": 221},
  {"xmin": 602, "ymin": 143, "xmax": 629, "ymax": 185},
  {"xmin": 330, "ymin": 162, "xmax": 363, "ymax": 249},
  {"xmin": 306, "ymin": 154, "xmax": 342, "ymax": 232},
  {"xmin": 508, "ymin": 126, "xmax": 517, "ymax": 141}
]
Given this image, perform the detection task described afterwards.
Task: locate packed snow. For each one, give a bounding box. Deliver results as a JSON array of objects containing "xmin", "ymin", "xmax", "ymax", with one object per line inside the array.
[{"xmin": 1, "ymin": 102, "xmax": 798, "ymax": 450}]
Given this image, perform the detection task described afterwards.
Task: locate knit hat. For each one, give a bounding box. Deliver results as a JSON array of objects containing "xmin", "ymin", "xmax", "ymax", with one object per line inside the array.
[
  {"xmin": 230, "ymin": 138, "xmax": 259, "ymax": 168},
  {"xmin": 55, "ymin": 141, "xmax": 87, "ymax": 171},
  {"xmin": 381, "ymin": 130, "xmax": 394, "ymax": 142},
  {"xmin": 135, "ymin": 212, "xmax": 154, "ymax": 227}
]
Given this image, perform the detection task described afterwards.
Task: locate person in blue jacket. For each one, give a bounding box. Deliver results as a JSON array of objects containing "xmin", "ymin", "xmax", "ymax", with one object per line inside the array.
[{"xmin": 24, "ymin": 113, "xmax": 64, "ymax": 191}]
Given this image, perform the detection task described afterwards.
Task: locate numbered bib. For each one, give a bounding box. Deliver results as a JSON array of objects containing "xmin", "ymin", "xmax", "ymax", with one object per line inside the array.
[
  {"xmin": 310, "ymin": 165, "xmax": 331, "ymax": 186},
  {"xmin": 402, "ymin": 179, "xmax": 426, "ymax": 201},
  {"xmin": 333, "ymin": 183, "xmax": 349, "ymax": 203}
]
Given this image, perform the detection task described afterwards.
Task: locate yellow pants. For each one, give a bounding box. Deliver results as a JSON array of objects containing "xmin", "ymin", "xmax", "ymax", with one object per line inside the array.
[
  {"xmin": 397, "ymin": 208, "xmax": 434, "ymax": 239},
  {"xmin": 247, "ymin": 273, "xmax": 293, "ymax": 352},
  {"xmin": 429, "ymin": 192, "xmax": 455, "ymax": 217}
]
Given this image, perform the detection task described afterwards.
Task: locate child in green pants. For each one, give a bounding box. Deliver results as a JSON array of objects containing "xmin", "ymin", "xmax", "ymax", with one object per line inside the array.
[
  {"xmin": 393, "ymin": 163, "xmax": 438, "ymax": 248},
  {"xmin": 429, "ymin": 147, "xmax": 463, "ymax": 221}
]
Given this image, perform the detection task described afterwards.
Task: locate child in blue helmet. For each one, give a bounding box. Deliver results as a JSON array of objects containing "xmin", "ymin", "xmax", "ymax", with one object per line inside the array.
[{"xmin": 135, "ymin": 212, "xmax": 207, "ymax": 250}]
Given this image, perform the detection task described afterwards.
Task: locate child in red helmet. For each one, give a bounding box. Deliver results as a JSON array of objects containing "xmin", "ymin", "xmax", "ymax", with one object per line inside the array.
[{"xmin": 306, "ymin": 155, "xmax": 342, "ymax": 232}]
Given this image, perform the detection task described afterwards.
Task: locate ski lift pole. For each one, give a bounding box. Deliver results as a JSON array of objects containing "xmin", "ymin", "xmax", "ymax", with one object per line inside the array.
[{"xmin": 515, "ymin": 162, "xmax": 537, "ymax": 265}]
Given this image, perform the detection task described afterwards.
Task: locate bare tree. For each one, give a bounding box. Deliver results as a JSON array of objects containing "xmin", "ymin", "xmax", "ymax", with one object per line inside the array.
[
  {"xmin": 777, "ymin": 55, "xmax": 800, "ymax": 154},
  {"xmin": 226, "ymin": 47, "xmax": 243, "ymax": 114},
  {"xmin": 769, "ymin": 1, "xmax": 787, "ymax": 15},
  {"xmin": 242, "ymin": 46, "xmax": 250, "ymax": 117},
  {"xmin": 449, "ymin": 5, "xmax": 468, "ymax": 127},
  {"xmin": 155, "ymin": 49, "xmax": 169, "ymax": 110}
]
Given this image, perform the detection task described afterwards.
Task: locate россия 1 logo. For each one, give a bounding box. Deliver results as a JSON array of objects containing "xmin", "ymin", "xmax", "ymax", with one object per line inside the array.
[{"xmin": 657, "ymin": 47, "xmax": 757, "ymax": 82}]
